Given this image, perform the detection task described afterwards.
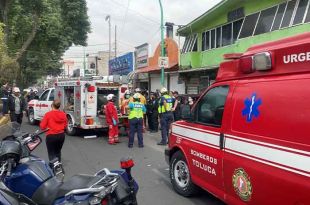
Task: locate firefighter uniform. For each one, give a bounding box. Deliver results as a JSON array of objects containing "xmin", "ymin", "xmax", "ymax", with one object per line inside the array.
[
  {"xmin": 128, "ymin": 94, "xmax": 146, "ymax": 148},
  {"xmin": 105, "ymin": 95, "xmax": 119, "ymax": 145},
  {"xmin": 157, "ymin": 88, "xmax": 174, "ymax": 145}
]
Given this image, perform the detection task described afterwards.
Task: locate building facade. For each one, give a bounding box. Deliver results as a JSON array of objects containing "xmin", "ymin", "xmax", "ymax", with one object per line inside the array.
[{"xmin": 178, "ymin": 0, "xmax": 310, "ymax": 94}]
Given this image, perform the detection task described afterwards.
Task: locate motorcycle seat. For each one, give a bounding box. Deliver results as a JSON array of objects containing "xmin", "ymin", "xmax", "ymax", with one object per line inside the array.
[
  {"xmin": 32, "ymin": 174, "xmax": 102, "ymax": 205},
  {"xmin": 56, "ymin": 174, "xmax": 102, "ymax": 197}
]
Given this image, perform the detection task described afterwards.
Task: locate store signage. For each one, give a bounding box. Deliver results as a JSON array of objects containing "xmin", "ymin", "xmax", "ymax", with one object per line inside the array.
[
  {"xmin": 109, "ymin": 52, "xmax": 134, "ymax": 75},
  {"xmin": 158, "ymin": 57, "xmax": 169, "ymax": 68},
  {"xmin": 135, "ymin": 43, "xmax": 149, "ymax": 68}
]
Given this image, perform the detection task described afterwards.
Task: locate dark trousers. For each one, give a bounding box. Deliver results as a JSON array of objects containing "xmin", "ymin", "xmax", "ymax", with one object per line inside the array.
[
  {"xmin": 2, "ymin": 99, "xmax": 8, "ymax": 115},
  {"xmin": 129, "ymin": 118, "xmax": 143, "ymax": 146},
  {"xmin": 46, "ymin": 133, "xmax": 65, "ymax": 161},
  {"xmin": 148, "ymin": 112, "xmax": 158, "ymax": 131},
  {"xmin": 160, "ymin": 112, "xmax": 174, "ymax": 143},
  {"xmin": 10, "ymin": 113, "xmax": 23, "ymax": 124}
]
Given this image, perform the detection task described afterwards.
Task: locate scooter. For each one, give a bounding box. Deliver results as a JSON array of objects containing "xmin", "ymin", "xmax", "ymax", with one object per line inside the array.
[{"xmin": 0, "ymin": 122, "xmax": 138, "ymax": 205}]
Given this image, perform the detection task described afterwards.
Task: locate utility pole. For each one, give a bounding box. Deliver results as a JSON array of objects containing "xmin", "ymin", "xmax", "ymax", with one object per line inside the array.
[
  {"xmin": 83, "ymin": 46, "xmax": 86, "ymax": 71},
  {"xmin": 115, "ymin": 25, "xmax": 117, "ymax": 58},
  {"xmin": 105, "ymin": 15, "xmax": 111, "ymax": 62},
  {"xmin": 159, "ymin": 0, "xmax": 165, "ymax": 87}
]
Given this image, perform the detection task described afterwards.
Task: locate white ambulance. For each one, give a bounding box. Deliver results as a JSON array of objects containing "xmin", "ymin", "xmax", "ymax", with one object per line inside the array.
[{"xmin": 27, "ymin": 76, "xmax": 128, "ymax": 135}]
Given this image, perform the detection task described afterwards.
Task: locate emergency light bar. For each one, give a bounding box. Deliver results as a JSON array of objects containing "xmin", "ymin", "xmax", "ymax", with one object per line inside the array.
[{"xmin": 239, "ymin": 52, "xmax": 272, "ymax": 73}]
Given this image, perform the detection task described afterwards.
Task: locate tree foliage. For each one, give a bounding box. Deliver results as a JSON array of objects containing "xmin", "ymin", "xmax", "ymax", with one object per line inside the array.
[
  {"xmin": 0, "ymin": 24, "xmax": 18, "ymax": 85},
  {"xmin": 0, "ymin": 0, "xmax": 90, "ymax": 87}
]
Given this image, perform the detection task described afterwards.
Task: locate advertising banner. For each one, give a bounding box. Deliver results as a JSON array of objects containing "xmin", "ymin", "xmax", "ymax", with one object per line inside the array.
[
  {"xmin": 135, "ymin": 43, "xmax": 149, "ymax": 69},
  {"xmin": 109, "ymin": 52, "xmax": 134, "ymax": 75}
]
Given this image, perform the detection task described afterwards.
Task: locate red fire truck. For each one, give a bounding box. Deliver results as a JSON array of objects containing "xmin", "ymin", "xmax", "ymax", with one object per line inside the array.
[{"xmin": 165, "ymin": 32, "xmax": 310, "ymax": 205}]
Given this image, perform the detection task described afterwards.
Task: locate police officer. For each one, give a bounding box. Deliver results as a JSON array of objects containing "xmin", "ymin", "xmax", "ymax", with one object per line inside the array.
[
  {"xmin": 157, "ymin": 87, "xmax": 174, "ymax": 145},
  {"xmin": 128, "ymin": 93, "xmax": 146, "ymax": 148},
  {"xmin": 146, "ymin": 92, "xmax": 159, "ymax": 133}
]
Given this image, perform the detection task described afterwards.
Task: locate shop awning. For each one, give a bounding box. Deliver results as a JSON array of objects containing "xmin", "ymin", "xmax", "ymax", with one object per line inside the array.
[
  {"xmin": 136, "ymin": 62, "xmax": 178, "ymax": 73},
  {"xmin": 178, "ymin": 66, "xmax": 218, "ymax": 73}
]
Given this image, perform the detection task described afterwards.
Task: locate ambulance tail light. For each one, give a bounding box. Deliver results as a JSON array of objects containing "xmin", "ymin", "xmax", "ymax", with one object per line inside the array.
[
  {"xmin": 85, "ymin": 117, "xmax": 94, "ymax": 125},
  {"xmin": 88, "ymin": 86, "xmax": 96, "ymax": 92},
  {"xmin": 239, "ymin": 56, "xmax": 254, "ymax": 74},
  {"xmin": 253, "ymin": 52, "xmax": 272, "ymax": 71}
]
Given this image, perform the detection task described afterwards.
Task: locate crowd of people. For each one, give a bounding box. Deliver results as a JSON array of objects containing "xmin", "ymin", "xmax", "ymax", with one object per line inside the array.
[{"xmin": 114, "ymin": 87, "xmax": 196, "ymax": 148}]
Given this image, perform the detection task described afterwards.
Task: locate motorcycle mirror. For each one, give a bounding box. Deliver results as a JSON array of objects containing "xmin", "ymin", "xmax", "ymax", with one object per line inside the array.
[{"xmin": 120, "ymin": 157, "xmax": 134, "ymax": 169}]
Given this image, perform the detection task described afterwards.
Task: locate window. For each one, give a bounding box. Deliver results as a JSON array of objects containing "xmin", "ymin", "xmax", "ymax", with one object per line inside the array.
[
  {"xmin": 293, "ymin": 0, "xmax": 309, "ymax": 25},
  {"xmin": 195, "ymin": 86, "xmax": 229, "ymax": 126},
  {"xmin": 280, "ymin": 0, "xmax": 297, "ymax": 28},
  {"xmin": 205, "ymin": 31, "xmax": 210, "ymax": 50},
  {"xmin": 272, "ymin": 3, "xmax": 287, "ymax": 31},
  {"xmin": 233, "ymin": 19, "xmax": 243, "ymax": 42},
  {"xmin": 192, "ymin": 34, "xmax": 198, "ymax": 52},
  {"xmin": 216, "ymin": 27, "xmax": 222, "ymax": 48},
  {"xmin": 239, "ymin": 12, "xmax": 260, "ymax": 38},
  {"xmin": 202, "ymin": 32, "xmax": 206, "ymax": 51},
  {"xmin": 222, "ymin": 23, "xmax": 232, "ymax": 46},
  {"xmin": 39, "ymin": 90, "xmax": 49, "ymax": 101},
  {"xmin": 210, "ymin": 29, "xmax": 215, "ymax": 49},
  {"xmin": 254, "ymin": 6, "xmax": 277, "ymax": 35},
  {"xmin": 305, "ymin": 1, "xmax": 310, "ymax": 22},
  {"xmin": 182, "ymin": 37, "xmax": 190, "ymax": 53},
  {"xmin": 48, "ymin": 89, "xmax": 54, "ymax": 101}
]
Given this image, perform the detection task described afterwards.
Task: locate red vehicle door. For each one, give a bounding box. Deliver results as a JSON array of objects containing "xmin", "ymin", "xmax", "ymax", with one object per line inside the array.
[{"xmin": 174, "ymin": 82, "xmax": 234, "ymax": 198}]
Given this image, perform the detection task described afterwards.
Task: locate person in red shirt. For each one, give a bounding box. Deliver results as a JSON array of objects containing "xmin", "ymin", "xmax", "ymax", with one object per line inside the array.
[
  {"xmin": 40, "ymin": 99, "xmax": 67, "ymax": 161},
  {"xmin": 105, "ymin": 94, "xmax": 119, "ymax": 145}
]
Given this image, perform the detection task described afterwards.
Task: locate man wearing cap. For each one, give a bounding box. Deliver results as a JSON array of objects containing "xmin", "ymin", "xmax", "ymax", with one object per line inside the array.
[
  {"xmin": 8, "ymin": 87, "xmax": 26, "ymax": 124},
  {"xmin": 157, "ymin": 87, "xmax": 174, "ymax": 145},
  {"xmin": 127, "ymin": 93, "xmax": 146, "ymax": 148}
]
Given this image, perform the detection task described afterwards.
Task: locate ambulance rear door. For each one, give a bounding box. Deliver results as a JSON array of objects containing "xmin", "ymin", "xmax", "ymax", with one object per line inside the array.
[{"xmin": 84, "ymin": 83, "xmax": 97, "ymax": 123}]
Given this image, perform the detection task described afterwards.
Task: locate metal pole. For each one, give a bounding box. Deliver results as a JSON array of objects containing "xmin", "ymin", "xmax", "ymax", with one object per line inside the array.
[
  {"xmin": 115, "ymin": 25, "xmax": 117, "ymax": 58},
  {"xmin": 159, "ymin": 0, "xmax": 165, "ymax": 87},
  {"xmin": 83, "ymin": 46, "xmax": 86, "ymax": 71},
  {"xmin": 109, "ymin": 18, "xmax": 111, "ymax": 61}
]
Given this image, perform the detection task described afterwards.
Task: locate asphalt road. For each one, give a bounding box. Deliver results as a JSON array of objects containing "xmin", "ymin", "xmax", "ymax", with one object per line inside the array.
[{"xmin": 21, "ymin": 121, "xmax": 225, "ymax": 205}]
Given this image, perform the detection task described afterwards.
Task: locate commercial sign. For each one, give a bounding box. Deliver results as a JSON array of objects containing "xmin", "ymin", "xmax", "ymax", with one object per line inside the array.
[
  {"xmin": 109, "ymin": 52, "xmax": 134, "ymax": 75},
  {"xmin": 158, "ymin": 57, "xmax": 169, "ymax": 68},
  {"xmin": 135, "ymin": 43, "xmax": 149, "ymax": 68}
]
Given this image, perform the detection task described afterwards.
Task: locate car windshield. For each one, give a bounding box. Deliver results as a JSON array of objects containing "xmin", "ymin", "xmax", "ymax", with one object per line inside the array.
[{"xmin": 0, "ymin": 122, "xmax": 21, "ymax": 140}]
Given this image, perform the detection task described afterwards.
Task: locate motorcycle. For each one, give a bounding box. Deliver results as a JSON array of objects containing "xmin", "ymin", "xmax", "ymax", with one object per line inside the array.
[{"xmin": 0, "ymin": 122, "xmax": 138, "ymax": 205}]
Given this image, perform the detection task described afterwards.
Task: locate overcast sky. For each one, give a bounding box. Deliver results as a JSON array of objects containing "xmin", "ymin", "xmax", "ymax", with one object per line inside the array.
[{"xmin": 64, "ymin": 0, "xmax": 221, "ymax": 67}]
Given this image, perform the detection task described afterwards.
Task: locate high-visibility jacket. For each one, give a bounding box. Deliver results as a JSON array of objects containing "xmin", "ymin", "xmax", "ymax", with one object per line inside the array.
[
  {"xmin": 158, "ymin": 94, "xmax": 174, "ymax": 114},
  {"xmin": 128, "ymin": 102, "xmax": 145, "ymax": 119}
]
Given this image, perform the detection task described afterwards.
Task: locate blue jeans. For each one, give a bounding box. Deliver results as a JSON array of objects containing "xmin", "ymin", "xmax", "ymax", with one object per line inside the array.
[
  {"xmin": 160, "ymin": 112, "xmax": 174, "ymax": 143},
  {"xmin": 129, "ymin": 118, "xmax": 143, "ymax": 146}
]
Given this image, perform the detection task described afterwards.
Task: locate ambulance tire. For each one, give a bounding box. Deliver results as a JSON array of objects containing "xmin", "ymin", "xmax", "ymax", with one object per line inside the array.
[
  {"xmin": 28, "ymin": 109, "xmax": 38, "ymax": 125},
  {"xmin": 170, "ymin": 151, "xmax": 199, "ymax": 197},
  {"xmin": 66, "ymin": 116, "xmax": 78, "ymax": 136}
]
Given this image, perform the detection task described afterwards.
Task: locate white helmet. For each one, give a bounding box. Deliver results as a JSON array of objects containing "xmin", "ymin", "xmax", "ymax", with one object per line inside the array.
[
  {"xmin": 135, "ymin": 88, "xmax": 141, "ymax": 93},
  {"xmin": 160, "ymin": 87, "xmax": 168, "ymax": 94},
  {"xmin": 133, "ymin": 93, "xmax": 141, "ymax": 99},
  {"xmin": 107, "ymin": 94, "xmax": 114, "ymax": 101},
  {"xmin": 13, "ymin": 87, "xmax": 20, "ymax": 93}
]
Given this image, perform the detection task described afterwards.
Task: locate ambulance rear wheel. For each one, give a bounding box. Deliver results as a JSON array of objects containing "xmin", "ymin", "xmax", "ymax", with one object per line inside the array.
[
  {"xmin": 170, "ymin": 151, "xmax": 198, "ymax": 197},
  {"xmin": 66, "ymin": 116, "xmax": 77, "ymax": 136},
  {"xmin": 28, "ymin": 109, "xmax": 38, "ymax": 125}
]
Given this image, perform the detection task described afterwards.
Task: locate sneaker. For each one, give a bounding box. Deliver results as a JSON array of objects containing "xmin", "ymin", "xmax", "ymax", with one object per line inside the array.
[
  {"xmin": 138, "ymin": 145, "xmax": 144, "ymax": 148},
  {"xmin": 128, "ymin": 145, "xmax": 133, "ymax": 148},
  {"xmin": 157, "ymin": 142, "xmax": 167, "ymax": 145}
]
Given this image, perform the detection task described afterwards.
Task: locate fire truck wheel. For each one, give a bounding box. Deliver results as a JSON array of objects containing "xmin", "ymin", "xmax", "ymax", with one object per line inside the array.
[
  {"xmin": 170, "ymin": 151, "xmax": 198, "ymax": 197},
  {"xmin": 28, "ymin": 109, "xmax": 38, "ymax": 125},
  {"xmin": 66, "ymin": 116, "xmax": 77, "ymax": 136}
]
